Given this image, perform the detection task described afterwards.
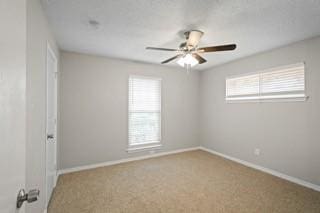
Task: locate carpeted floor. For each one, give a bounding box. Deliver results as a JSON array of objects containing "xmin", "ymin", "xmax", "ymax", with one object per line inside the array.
[{"xmin": 48, "ymin": 150, "xmax": 320, "ymax": 213}]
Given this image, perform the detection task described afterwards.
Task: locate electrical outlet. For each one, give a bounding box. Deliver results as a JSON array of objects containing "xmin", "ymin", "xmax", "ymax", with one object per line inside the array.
[{"xmin": 254, "ymin": 148, "xmax": 260, "ymax": 156}]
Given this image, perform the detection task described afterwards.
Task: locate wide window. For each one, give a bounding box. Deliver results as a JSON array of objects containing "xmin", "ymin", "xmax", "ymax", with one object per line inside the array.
[
  {"xmin": 128, "ymin": 76, "xmax": 161, "ymax": 152},
  {"xmin": 226, "ymin": 63, "xmax": 306, "ymax": 102}
]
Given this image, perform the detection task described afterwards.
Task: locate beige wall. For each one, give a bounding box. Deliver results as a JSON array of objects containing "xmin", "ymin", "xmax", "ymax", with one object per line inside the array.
[
  {"xmin": 59, "ymin": 52, "xmax": 200, "ymax": 169},
  {"xmin": 200, "ymin": 36, "xmax": 320, "ymax": 186},
  {"xmin": 26, "ymin": 0, "xmax": 60, "ymax": 212}
]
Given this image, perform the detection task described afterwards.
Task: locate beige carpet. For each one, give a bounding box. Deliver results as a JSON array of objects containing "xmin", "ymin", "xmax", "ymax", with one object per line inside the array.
[{"xmin": 48, "ymin": 150, "xmax": 320, "ymax": 213}]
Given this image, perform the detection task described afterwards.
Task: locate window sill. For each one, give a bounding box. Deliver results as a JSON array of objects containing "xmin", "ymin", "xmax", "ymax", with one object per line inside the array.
[
  {"xmin": 226, "ymin": 94, "xmax": 308, "ymax": 103},
  {"xmin": 127, "ymin": 143, "xmax": 162, "ymax": 153}
]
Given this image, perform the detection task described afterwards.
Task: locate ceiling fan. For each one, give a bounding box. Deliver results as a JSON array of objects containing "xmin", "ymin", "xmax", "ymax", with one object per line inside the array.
[{"xmin": 146, "ymin": 30, "xmax": 236, "ymax": 68}]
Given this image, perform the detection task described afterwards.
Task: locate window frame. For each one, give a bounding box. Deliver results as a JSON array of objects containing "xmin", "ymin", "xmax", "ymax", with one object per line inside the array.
[
  {"xmin": 225, "ymin": 62, "xmax": 308, "ymax": 103},
  {"xmin": 127, "ymin": 75, "xmax": 162, "ymax": 153}
]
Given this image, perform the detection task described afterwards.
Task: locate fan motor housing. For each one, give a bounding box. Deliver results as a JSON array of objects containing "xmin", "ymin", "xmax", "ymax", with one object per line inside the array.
[
  {"xmin": 184, "ymin": 30, "xmax": 203, "ymax": 39},
  {"xmin": 184, "ymin": 30, "xmax": 204, "ymax": 49}
]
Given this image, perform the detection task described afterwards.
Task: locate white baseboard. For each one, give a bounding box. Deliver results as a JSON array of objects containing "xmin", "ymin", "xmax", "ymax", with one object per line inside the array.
[
  {"xmin": 200, "ymin": 146, "xmax": 320, "ymax": 192},
  {"xmin": 57, "ymin": 146, "xmax": 320, "ymax": 192},
  {"xmin": 58, "ymin": 146, "xmax": 200, "ymax": 175}
]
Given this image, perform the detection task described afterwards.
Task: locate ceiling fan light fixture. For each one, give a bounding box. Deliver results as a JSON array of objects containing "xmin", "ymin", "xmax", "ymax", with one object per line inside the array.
[
  {"xmin": 146, "ymin": 30, "xmax": 236, "ymax": 68},
  {"xmin": 177, "ymin": 54, "xmax": 199, "ymax": 67}
]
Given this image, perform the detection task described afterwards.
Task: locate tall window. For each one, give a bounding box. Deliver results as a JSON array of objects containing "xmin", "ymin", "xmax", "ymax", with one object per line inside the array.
[
  {"xmin": 226, "ymin": 63, "xmax": 306, "ymax": 102},
  {"xmin": 128, "ymin": 76, "xmax": 161, "ymax": 151}
]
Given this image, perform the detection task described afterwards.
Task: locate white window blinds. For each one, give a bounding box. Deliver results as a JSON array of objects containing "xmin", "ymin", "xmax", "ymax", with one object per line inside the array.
[
  {"xmin": 226, "ymin": 74, "xmax": 260, "ymax": 97},
  {"xmin": 129, "ymin": 76, "xmax": 161, "ymax": 147},
  {"xmin": 226, "ymin": 63, "xmax": 306, "ymax": 101}
]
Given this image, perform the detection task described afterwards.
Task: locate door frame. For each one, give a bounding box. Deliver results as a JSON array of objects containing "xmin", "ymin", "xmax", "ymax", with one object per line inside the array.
[{"xmin": 45, "ymin": 41, "xmax": 58, "ymax": 207}]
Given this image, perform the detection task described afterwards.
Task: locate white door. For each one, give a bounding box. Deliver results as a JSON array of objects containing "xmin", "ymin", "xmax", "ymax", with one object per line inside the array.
[
  {"xmin": 0, "ymin": 0, "xmax": 27, "ymax": 212},
  {"xmin": 46, "ymin": 43, "xmax": 58, "ymax": 207}
]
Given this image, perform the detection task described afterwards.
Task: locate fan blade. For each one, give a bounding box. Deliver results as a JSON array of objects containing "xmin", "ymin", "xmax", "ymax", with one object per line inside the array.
[
  {"xmin": 146, "ymin": 47, "xmax": 179, "ymax": 51},
  {"xmin": 161, "ymin": 55, "xmax": 182, "ymax": 64},
  {"xmin": 192, "ymin": 53, "xmax": 207, "ymax": 64},
  {"xmin": 198, "ymin": 44, "xmax": 236, "ymax": 53}
]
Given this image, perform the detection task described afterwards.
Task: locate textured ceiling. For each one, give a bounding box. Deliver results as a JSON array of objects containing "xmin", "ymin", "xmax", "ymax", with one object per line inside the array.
[{"xmin": 42, "ymin": 0, "xmax": 320, "ymax": 70}]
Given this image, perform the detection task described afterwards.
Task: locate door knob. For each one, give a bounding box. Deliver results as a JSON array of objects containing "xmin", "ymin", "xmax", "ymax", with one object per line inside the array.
[
  {"xmin": 16, "ymin": 189, "xmax": 40, "ymax": 208},
  {"xmin": 47, "ymin": 134, "xmax": 54, "ymax": 139}
]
